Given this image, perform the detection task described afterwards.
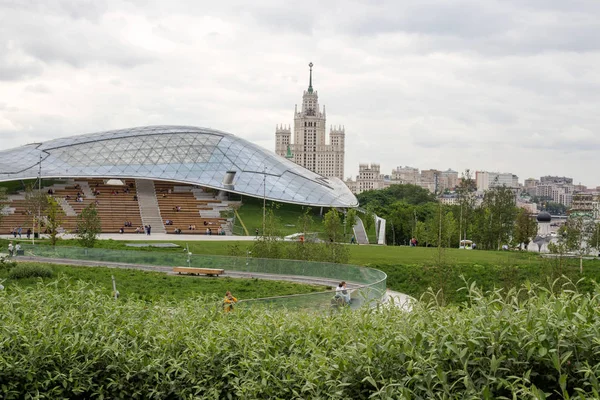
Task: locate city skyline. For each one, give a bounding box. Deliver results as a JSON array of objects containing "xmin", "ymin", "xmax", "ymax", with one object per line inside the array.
[{"xmin": 1, "ymin": 1, "xmax": 599, "ymax": 186}]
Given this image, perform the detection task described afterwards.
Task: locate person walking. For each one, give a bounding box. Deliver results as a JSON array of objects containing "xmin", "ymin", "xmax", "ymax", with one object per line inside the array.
[
  {"xmin": 17, "ymin": 226, "xmax": 22, "ymax": 238},
  {"xmin": 7, "ymin": 241, "xmax": 13, "ymax": 257},
  {"xmin": 148, "ymin": 225, "xmax": 151, "ymax": 235},
  {"xmin": 223, "ymin": 291, "xmax": 238, "ymax": 312}
]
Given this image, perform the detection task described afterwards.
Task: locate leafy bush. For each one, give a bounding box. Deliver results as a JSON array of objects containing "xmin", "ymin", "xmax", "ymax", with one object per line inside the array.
[
  {"xmin": 0, "ymin": 257, "xmax": 17, "ymax": 272},
  {"xmin": 8, "ymin": 264, "xmax": 53, "ymax": 279},
  {"xmin": 2, "ymin": 280, "xmax": 600, "ymax": 398}
]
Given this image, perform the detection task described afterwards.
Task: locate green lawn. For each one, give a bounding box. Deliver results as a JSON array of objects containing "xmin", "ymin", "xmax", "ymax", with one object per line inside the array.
[
  {"xmin": 235, "ymin": 199, "xmax": 325, "ymax": 236},
  {"xmin": 6, "ymin": 238, "xmax": 600, "ymax": 305},
  {"xmin": 0, "ymin": 262, "xmax": 328, "ymax": 302}
]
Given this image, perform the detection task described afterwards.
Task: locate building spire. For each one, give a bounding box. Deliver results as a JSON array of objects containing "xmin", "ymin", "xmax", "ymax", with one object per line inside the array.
[{"xmin": 308, "ymin": 62, "xmax": 314, "ymax": 93}]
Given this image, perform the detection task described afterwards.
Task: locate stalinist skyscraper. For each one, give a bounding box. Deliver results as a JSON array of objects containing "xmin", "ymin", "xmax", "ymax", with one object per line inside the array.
[{"xmin": 275, "ymin": 63, "xmax": 345, "ymax": 180}]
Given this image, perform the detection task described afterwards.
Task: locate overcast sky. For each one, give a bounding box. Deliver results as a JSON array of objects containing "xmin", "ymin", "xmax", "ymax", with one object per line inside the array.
[{"xmin": 1, "ymin": 0, "xmax": 599, "ymax": 186}]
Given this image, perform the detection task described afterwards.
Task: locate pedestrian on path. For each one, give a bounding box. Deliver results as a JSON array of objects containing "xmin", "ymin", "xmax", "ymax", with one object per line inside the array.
[{"xmin": 223, "ymin": 291, "xmax": 238, "ymax": 312}]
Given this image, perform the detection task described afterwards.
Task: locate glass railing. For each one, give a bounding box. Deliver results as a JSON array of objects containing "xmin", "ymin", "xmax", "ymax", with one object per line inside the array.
[{"xmin": 21, "ymin": 244, "xmax": 387, "ymax": 311}]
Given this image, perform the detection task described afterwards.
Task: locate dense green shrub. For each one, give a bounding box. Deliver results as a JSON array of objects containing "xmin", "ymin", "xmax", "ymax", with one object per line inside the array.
[
  {"xmin": 0, "ymin": 256, "xmax": 17, "ymax": 272},
  {"xmin": 2, "ymin": 280, "xmax": 600, "ymax": 398},
  {"xmin": 8, "ymin": 264, "xmax": 53, "ymax": 279},
  {"xmin": 374, "ymin": 260, "xmax": 600, "ymax": 304}
]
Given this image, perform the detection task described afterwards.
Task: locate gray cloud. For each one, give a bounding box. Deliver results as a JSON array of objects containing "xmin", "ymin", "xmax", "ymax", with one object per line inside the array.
[{"xmin": 1, "ymin": 0, "xmax": 600, "ymax": 186}]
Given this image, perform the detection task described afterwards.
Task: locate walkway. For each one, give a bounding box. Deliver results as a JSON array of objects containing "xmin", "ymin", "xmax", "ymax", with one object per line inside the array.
[{"xmin": 12, "ymin": 253, "xmax": 413, "ymax": 310}]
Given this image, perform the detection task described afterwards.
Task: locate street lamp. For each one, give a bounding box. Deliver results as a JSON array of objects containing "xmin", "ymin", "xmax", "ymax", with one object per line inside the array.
[{"xmin": 262, "ymin": 166, "xmax": 266, "ymax": 236}]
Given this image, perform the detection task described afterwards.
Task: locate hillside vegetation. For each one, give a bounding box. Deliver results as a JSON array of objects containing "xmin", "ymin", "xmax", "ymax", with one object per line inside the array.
[{"xmin": 2, "ymin": 281, "xmax": 600, "ymax": 398}]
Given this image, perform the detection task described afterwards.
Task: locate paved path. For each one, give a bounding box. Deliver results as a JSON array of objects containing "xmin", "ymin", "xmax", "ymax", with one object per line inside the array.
[
  {"xmin": 12, "ymin": 254, "xmax": 413, "ymax": 309},
  {"xmin": 1, "ymin": 233, "xmax": 258, "ymax": 241}
]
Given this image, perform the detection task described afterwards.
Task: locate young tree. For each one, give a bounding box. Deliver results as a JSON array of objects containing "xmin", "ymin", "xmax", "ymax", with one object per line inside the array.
[
  {"xmin": 323, "ymin": 209, "xmax": 349, "ymax": 263},
  {"xmin": 24, "ymin": 184, "xmax": 49, "ymax": 236},
  {"xmin": 475, "ymin": 185, "xmax": 518, "ymax": 250},
  {"xmin": 560, "ymin": 216, "xmax": 592, "ymax": 273},
  {"xmin": 45, "ymin": 196, "xmax": 64, "ymax": 246},
  {"xmin": 251, "ymin": 204, "xmax": 284, "ymax": 259},
  {"xmin": 345, "ymin": 208, "xmax": 357, "ymax": 237},
  {"xmin": 456, "ymin": 169, "xmax": 477, "ymax": 246},
  {"xmin": 513, "ymin": 208, "xmax": 538, "ymax": 250},
  {"xmin": 589, "ymin": 221, "xmax": 600, "ymax": 255},
  {"xmin": 362, "ymin": 204, "xmax": 375, "ymax": 234},
  {"xmin": 76, "ymin": 203, "xmax": 101, "ymax": 248}
]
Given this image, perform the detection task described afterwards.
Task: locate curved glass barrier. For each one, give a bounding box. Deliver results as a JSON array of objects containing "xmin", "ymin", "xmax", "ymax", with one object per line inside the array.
[{"xmin": 21, "ymin": 244, "xmax": 387, "ymax": 311}]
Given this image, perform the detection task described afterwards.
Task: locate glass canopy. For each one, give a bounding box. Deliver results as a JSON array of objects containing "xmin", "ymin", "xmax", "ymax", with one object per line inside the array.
[{"xmin": 0, "ymin": 126, "xmax": 358, "ymax": 208}]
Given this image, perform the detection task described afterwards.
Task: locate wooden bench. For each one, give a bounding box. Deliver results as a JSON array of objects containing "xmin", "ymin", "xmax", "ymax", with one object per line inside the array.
[{"xmin": 173, "ymin": 267, "xmax": 225, "ymax": 276}]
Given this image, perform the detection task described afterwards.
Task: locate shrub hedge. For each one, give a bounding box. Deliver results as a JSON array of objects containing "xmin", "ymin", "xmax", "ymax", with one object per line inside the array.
[
  {"xmin": 7, "ymin": 263, "xmax": 53, "ymax": 279},
  {"xmin": 2, "ymin": 280, "xmax": 600, "ymax": 398}
]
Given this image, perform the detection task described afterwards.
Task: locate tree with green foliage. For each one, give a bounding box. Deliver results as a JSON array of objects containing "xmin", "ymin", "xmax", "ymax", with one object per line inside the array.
[
  {"xmin": 456, "ymin": 169, "xmax": 477, "ymax": 245},
  {"xmin": 414, "ymin": 220, "xmax": 428, "ymax": 246},
  {"xmin": 513, "ymin": 208, "xmax": 538, "ymax": 250},
  {"xmin": 357, "ymin": 184, "xmax": 435, "ymax": 209},
  {"xmin": 287, "ymin": 208, "xmax": 322, "ymax": 261},
  {"xmin": 323, "ymin": 208, "xmax": 349, "ymax": 263},
  {"xmin": 362, "ymin": 204, "xmax": 375, "ymax": 234},
  {"xmin": 251, "ymin": 204, "xmax": 284, "ymax": 259},
  {"xmin": 45, "ymin": 196, "xmax": 64, "ymax": 246},
  {"xmin": 24, "ymin": 184, "xmax": 49, "ymax": 236},
  {"xmin": 76, "ymin": 203, "xmax": 101, "ymax": 248},
  {"xmin": 473, "ymin": 185, "xmax": 518, "ymax": 250},
  {"xmin": 559, "ymin": 216, "xmax": 592, "ymax": 273},
  {"xmin": 345, "ymin": 208, "xmax": 357, "ymax": 239},
  {"xmin": 589, "ymin": 221, "xmax": 600, "ymax": 255}
]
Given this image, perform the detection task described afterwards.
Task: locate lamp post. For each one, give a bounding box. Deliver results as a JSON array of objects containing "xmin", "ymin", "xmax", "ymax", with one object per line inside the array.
[{"xmin": 262, "ymin": 166, "xmax": 266, "ymax": 236}]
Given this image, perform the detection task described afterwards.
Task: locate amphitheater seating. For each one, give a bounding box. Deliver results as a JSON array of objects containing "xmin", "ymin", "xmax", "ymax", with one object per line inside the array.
[
  {"xmin": 154, "ymin": 182, "xmax": 227, "ymax": 235},
  {"xmin": 0, "ymin": 198, "xmax": 35, "ymax": 235},
  {"xmin": 0, "ymin": 179, "xmax": 143, "ymax": 234},
  {"xmin": 1, "ymin": 179, "xmax": 230, "ymax": 235},
  {"xmin": 58, "ymin": 179, "xmax": 143, "ymax": 233}
]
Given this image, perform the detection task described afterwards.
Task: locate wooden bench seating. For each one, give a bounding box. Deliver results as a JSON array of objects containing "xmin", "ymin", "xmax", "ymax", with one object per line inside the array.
[{"xmin": 173, "ymin": 267, "xmax": 225, "ymax": 276}]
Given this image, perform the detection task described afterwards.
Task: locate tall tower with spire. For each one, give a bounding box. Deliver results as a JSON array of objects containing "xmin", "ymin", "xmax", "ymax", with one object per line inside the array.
[{"xmin": 275, "ymin": 62, "xmax": 345, "ymax": 180}]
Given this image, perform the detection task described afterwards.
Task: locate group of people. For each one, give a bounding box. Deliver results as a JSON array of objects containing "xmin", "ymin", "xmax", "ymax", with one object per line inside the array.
[
  {"xmin": 334, "ymin": 281, "xmax": 352, "ymax": 305},
  {"xmin": 11, "ymin": 227, "xmax": 33, "ymax": 239},
  {"xmin": 6, "ymin": 241, "xmax": 22, "ymax": 257},
  {"xmin": 172, "ymin": 206, "xmax": 182, "ymax": 212},
  {"xmin": 409, "ymin": 237, "xmax": 419, "ymax": 247}
]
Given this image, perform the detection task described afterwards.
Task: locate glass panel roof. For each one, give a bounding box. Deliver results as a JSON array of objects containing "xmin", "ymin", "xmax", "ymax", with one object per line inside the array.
[{"xmin": 0, "ymin": 125, "xmax": 357, "ymax": 207}]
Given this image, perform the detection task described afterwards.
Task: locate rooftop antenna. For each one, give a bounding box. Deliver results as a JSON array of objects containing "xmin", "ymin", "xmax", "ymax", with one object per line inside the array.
[{"xmin": 308, "ymin": 62, "xmax": 314, "ymax": 93}]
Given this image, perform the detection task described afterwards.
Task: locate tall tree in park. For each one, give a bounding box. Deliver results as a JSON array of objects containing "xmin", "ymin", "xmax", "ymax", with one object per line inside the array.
[
  {"xmin": 589, "ymin": 221, "xmax": 600, "ymax": 255},
  {"xmin": 323, "ymin": 208, "xmax": 349, "ymax": 263},
  {"xmin": 345, "ymin": 208, "xmax": 357, "ymax": 240},
  {"xmin": 558, "ymin": 216, "xmax": 592, "ymax": 273},
  {"xmin": 426, "ymin": 205, "xmax": 457, "ymax": 248},
  {"xmin": 24, "ymin": 184, "xmax": 49, "ymax": 235},
  {"xmin": 456, "ymin": 169, "xmax": 477, "ymax": 245},
  {"xmin": 473, "ymin": 185, "xmax": 518, "ymax": 250},
  {"xmin": 513, "ymin": 208, "xmax": 538, "ymax": 250},
  {"xmin": 251, "ymin": 204, "xmax": 284, "ymax": 259},
  {"xmin": 76, "ymin": 203, "xmax": 101, "ymax": 248},
  {"xmin": 45, "ymin": 196, "xmax": 64, "ymax": 246},
  {"xmin": 362, "ymin": 204, "xmax": 376, "ymax": 236}
]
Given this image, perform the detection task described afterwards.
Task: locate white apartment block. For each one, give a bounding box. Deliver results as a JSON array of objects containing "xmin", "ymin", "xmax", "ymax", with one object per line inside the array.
[
  {"xmin": 346, "ymin": 165, "xmax": 457, "ymax": 195},
  {"xmin": 357, "ymin": 163, "xmax": 385, "ymax": 193},
  {"xmin": 275, "ymin": 63, "xmax": 345, "ymax": 180},
  {"xmin": 391, "ymin": 166, "xmax": 419, "ymax": 184},
  {"xmin": 475, "ymin": 171, "xmax": 519, "ymax": 192}
]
